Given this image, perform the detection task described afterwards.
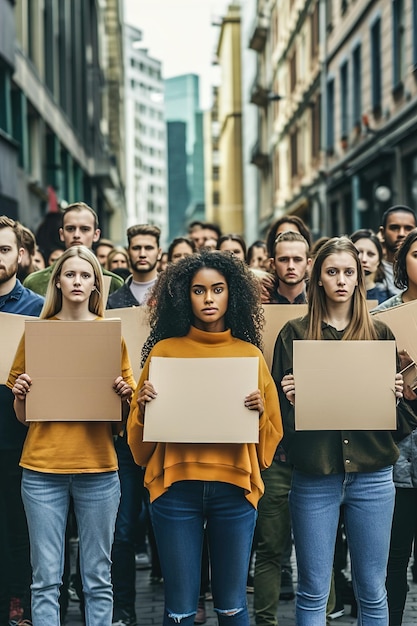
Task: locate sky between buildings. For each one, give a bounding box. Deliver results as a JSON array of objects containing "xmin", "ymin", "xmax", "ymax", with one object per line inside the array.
[{"xmin": 124, "ymin": 0, "xmax": 230, "ymax": 109}]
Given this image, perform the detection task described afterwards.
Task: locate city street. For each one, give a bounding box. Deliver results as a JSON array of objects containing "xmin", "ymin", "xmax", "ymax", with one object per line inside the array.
[{"xmin": 65, "ymin": 562, "xmax": 417, "ymax": 626}]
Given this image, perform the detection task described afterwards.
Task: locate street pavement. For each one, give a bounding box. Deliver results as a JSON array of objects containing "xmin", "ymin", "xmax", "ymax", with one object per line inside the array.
[{"xmin": 65, "ymin": 560, "xmax": 417, "ymax": 626}]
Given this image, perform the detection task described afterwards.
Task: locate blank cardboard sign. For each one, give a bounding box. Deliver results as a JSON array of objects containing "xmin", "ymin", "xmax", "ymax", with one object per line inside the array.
[
  {"xmin": 293, "ymin": 340, "xmax": 396, "ymax": 430},
  {"xmin": 143, "ymin": 356, "xmax": 259, "ymax": 443},
  {"xmin": 25, "ymin": 319, "xmax": 121, "ymax": 421}
]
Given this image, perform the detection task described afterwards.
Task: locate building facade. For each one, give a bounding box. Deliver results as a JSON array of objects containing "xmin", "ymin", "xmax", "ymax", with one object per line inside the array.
[
  {"xmin": 0, "ymin": 0, "xmax": 126, "ymax": 240},
  {"xmin": 124, "ymin": 23, "xmax": 167, "ymax": 247},
  {"xmin": 244, "ymin": 0, "xmax": 417, "ymax": 239}
]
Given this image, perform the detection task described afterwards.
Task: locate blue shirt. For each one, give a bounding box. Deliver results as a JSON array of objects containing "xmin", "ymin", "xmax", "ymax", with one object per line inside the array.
[
  {"xmin": 0, "ymin": 279, "xmax": 44, "ymax": 450},
  {"xmin": 0, "ymin": 279, "xmax": 44, "ymax": 316}
]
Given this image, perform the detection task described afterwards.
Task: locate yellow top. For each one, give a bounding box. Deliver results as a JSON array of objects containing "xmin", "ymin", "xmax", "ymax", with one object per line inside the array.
[
  {"xmin": 127, "ymin": 326, "xmax": 283, "ymax": 508},
  {"xmin": 7, "ymin": 318, "xmax": 136, "ymax": 474}
]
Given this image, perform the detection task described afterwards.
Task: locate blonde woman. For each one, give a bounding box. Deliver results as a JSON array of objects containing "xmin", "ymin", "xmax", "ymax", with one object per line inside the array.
[{"xmin": 8, "ymin": 246, "xmax": 135, "ymax": 626}]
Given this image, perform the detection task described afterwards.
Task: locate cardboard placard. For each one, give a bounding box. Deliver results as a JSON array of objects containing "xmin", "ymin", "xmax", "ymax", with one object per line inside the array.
[
  {"xmin": 262, "ymin": 304, "xmax": 308, "ymax": 371},
  {"xmin": 104, "ymin": 306, "xmax": 150, "ymax": 381},
  {"xmin": 293, "ymin": 340, "xmax": 397, "ymax": 430},
  {"xmin": 143, "ymin": 357, "xmax": 259, "ymax": 443},
  {"xmin": 102, "ymin": 275, "xmax": 112, "ymax": 307},
  {"xmin": 373, "ymin": 299, "xmax": 417, "ymax": 388},
  {"xmin": 25, "ymin": 319, "xmax": 121, "ymax": 421},
  {"xmin": 0, "ymin": 312, "xmax": 37, "ymax": 384}
]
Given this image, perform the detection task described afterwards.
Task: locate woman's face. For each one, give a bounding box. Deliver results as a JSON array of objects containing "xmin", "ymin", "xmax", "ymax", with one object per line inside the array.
[
  {"xmin": 171, "ymin": 242, "xmax": 194, "ymax": 264},
  {"xmin": 33, "ymin": 249, "xmax": 45, "ymax": 270},
  {"xmin": 219, "ymin": 239, "xmax": 245, "ymax": 261},
  {"xmin": 405, "ymin": 241, "xmax": 417, "ymax": 289},
  {"xmin": 110, "ymin": 253, "xmax": 129, "ymax": 269},
  {"xmin": 354, "ymin": 238, "xmax": 380, "ymax": 275},
  {"xmin": 249, "ymin": 245, "xmax": 268, "ymax": 269},
  {"xmin": 190, "ymin": 268, "xmax": 229, "ymax": 332},
  {"xmin": 319, "ymin": 252, "xmax": 358, "ymax": 305},
  {"xmin": 57, "ymin": 257, "xmax": 96, "ymax": 306},
  {"xmin": 48, "ymin": 248, "xmax": 64, "ymax": 266}
]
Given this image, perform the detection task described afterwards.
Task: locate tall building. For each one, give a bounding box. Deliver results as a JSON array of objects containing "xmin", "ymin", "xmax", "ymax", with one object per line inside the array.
[
  {"xmin": 241, "ymin": 0, "xmax": 266, "ymax": 243},
  {"xmin": 215, "ymin": 3, "xmax": 244, "ymax": 234},
  {"xmin": 1, "ymin": 0, "xmax": 125, "ymax": 239},
  {"xmin": 165, "ymin": 74, "xmax": 205, "ymax": 238},
  {"xmin": 124, "ymin": 24, "xmax": 168, "ymax": 247}
]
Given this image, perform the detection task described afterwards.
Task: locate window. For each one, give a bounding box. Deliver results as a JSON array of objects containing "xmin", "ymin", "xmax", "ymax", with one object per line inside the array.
[
  {"xmin": 326, "ymin": 0, "xmax": 334, "ymax": 31},
  {"xmin": 326, "ymin": 79, "xmax": 335, "ymax": 153},
  {"xmin": 371, "ymin": 18, "xmax": 382, "ymax": 111},
  {"xmin": 0, "ymin": 65, "xmax": 12, "ymax": 134},
  {"xmin": 340, "ymin": 61, "xmax": 349, "ymax": 137},
  {"xmin": 352, "ymin": 45, "xmax": 361, "ymax": 127},
  {"xmin": 310, "ymin": 2, "xmax": 319, "ymax": 59},
  {"xmin": 290, "ymin": 52, "xmax": 297, "ymax": 92},
  {"xmin": 311, "ymin": 95, "xmax": 321, "ymax": 159},
  {"xmin": 413, "ymin": 0, "xmax": 417, "ymax": 66},
  {"xmin": 392, "ymin": 0, "xmax": 405, "ymax": 89},
  {"xmin": 290, "ymin": 130, "xmax": 298, "ymax": 178}
]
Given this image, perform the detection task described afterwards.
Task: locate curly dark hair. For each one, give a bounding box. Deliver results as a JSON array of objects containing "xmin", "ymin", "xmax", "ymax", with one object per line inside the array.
[
  {"xmin": 394, "ymin": 227, "xmax": 417, "ymax": 289},
  {"xmin": 141, "ymin": 250, "xmax": 264, "ymax": 365}
]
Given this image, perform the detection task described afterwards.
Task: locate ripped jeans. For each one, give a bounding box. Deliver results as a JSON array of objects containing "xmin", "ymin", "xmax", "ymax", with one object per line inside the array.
[{"xmin": 150, "ymin": 480, "xmax": 257, "ymax": 626}]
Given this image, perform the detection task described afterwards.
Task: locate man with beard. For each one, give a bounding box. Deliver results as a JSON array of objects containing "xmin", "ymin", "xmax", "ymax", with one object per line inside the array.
[
  {"xmin": 24, "ymin": 202, "xmax": 123, "ymax": 296},
  {"xmin": 107, "ymin": 224, "xmax": 161, "ymax": 309},
  {"xmin": 106, "ymin": 224, "xmax": 161, "ymax": 626},
  {"xmin": 379, "ymin": 205, "xmax": 417, "ymax": 296},
  {"xmin": 254, "ymin": 230, "xmax": 311, "ymax": 626},
  {"xmin": 0, "ymin": 216, "xmax": 44, "ymax": 625}
]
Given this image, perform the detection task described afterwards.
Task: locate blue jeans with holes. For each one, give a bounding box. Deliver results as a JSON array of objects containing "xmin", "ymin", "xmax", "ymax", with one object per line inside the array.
[
  {"xmin": 21, "ymin": 469, "xmax": 120, "ymax": 626},
  {"xmin": 290, "ymin": 467, "xmax": 395, "ymax": 626},
  {"xmin": 150, "ymin": 480, "xmax": 257, "ymax": 626}
]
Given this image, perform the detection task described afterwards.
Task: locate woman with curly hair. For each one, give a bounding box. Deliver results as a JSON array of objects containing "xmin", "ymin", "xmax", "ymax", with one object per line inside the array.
[{"xmin": 128, "ymin": 251, "xmax": 283, "ymax": 626}]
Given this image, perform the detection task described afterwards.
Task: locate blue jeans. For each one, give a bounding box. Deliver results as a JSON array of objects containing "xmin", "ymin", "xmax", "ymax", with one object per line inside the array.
[
  {"xmin": 112, "ymin": 434, "xmax": 145, "ymax": 617},
  {"xmin": 21, "ymin": 469, "xmax": 120, "ymax": 626},
  {"xmin": 150, "ymin": 480, "xmax": 257, "ymax": 626},
  {"xmin": 290, "ymin": 467, "xmax": 395, "ymax": 626}
]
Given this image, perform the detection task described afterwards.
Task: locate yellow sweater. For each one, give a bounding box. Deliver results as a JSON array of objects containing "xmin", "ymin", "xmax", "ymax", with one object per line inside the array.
[
  {"xmin": 7, "ymin": 318, "xmax": 136, "ymax": 473},
  {"xmin": 127, "ymin": 326, "xmax": 283, "ymax": 508}
]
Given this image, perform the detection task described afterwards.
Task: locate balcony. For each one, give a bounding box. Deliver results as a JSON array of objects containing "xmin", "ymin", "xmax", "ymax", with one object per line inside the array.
[
  {"xmin": 250, "ymin": 79, "xmax": 269, "ymax": 108},
  {"xmin": 248, "ymin": 15, "xmax": 269, "ymax": 52},
  {"xmin": 250, "ymin": 140, "xmax": 269, "ymax": 170}
]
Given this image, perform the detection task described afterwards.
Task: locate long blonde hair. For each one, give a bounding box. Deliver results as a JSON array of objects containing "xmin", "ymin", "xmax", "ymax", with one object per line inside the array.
[
  {"xmin": 40, "ymin": 246, "xmax": 104, "ymax": 319},
  {"xmin": 306, "ymin": 237, "xmax": 377, "ymax": 340}
]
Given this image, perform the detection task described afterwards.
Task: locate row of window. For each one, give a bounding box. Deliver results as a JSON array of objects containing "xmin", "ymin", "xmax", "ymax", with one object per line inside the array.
[
  {"xmin": 133, "ymin": 118, "xmax": 165, "ymax": 140},
  {"xmin": 129, "ymin": 57, "xmax": 161, "ymax": 80},
  {"xmin": 326, "ymin": 1, "xmax": 417, "ymax": 151},
  {"xmin": 134, "ymin": 140, "xmax": 164, "ymax": 160},
  {"xmin": 133, "ymin": 157, "xmax": 164, "ymax": 178},
  {"xmin": 133, "ymin": 102, "xmax": 164, "ymax": 120}
]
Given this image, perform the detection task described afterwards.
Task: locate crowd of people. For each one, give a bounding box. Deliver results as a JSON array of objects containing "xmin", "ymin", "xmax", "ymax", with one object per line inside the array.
[{"xmin": 1, "ymin": 202, "xmax": 417, "ymax": 626}]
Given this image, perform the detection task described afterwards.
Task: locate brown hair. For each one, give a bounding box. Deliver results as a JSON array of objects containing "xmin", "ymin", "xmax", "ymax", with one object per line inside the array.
[
  {"xmin": 306, "ymin": 237, "xmax": 377, "ymax": 340},
  {"xmin": 127, "ymin": 224, "xmax": 161, "ymax": 247},
  {"xmin": 0, "ymin": 215, "xmax": 23, "ymax": 247}
]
